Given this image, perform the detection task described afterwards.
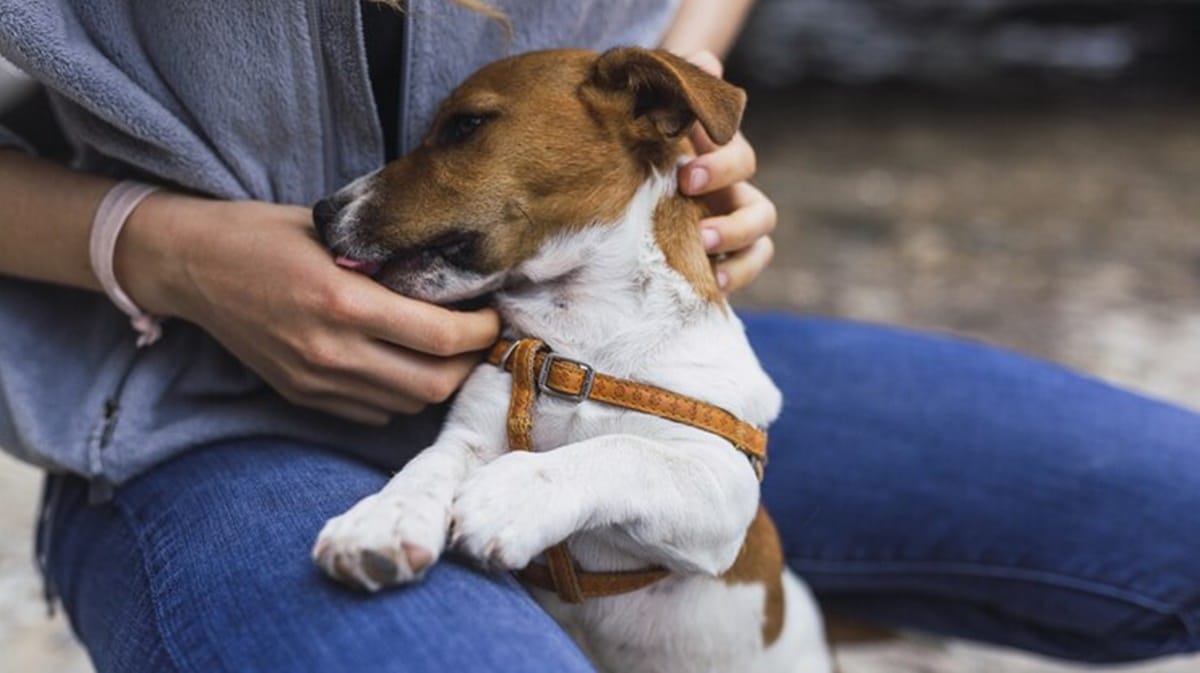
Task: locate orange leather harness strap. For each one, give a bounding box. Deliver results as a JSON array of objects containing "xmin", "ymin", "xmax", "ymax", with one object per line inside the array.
[
  {"xmin": 488, "ymin": 337, "xmax": 768, "ymax": 603},
  {"xmin": 500, "ymin": 339, "xmax": 596, "ymax": 603},
  {"xmin": 488, "ymin": 338, "xmax": 768, "ymax": 477},
  {"xmin": 519, "ymin": 560, "xmax": 670, "ymax": 602}
]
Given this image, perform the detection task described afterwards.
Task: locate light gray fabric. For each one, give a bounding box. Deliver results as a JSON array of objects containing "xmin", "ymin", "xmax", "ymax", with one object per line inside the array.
[{"xmin": 0, "ymin": 0, "xmax": 678, "ymax": 487}]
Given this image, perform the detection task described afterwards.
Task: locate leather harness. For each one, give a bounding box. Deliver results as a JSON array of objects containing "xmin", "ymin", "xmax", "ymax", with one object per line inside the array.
[{"xmin": 487, "ymin": 338, "xmax": 769, "ymax": 603}]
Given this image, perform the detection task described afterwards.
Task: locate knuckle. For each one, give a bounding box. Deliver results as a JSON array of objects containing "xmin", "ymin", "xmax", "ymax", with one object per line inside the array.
[
  {"xmin": 298, "ymin": 336, "xmax": 343, "ymax": 371},
  {"xmin": 763, "ymin": 200, "xmax": 778, "ymax": 232},
  {"xmin": 761, "ymin": 236, "xmax": 776, "ymax": 263},
  {"xmin": 424, "ymin": 323, "xmax": 462, "ymax": 356},
  {"xmin": 419, "ymin": 370, "xmax": 461, "ymax": 404},
  {"xmin": 743, "ymin": 143, "xmax": 758, "ymax": 177},
  {"xmin": 313, "ymin": 284, "xmax": 361, "ymax": 322},
  {"xmin": 730, "ymin": 217, "xmax": 756, "ymax": 246}
]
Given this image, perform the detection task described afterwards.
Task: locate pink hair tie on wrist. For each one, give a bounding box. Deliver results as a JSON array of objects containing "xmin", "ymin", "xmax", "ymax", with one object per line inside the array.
[{"xmin": 89, "ymin": 181, "xmax": 163, "ymax": 348}]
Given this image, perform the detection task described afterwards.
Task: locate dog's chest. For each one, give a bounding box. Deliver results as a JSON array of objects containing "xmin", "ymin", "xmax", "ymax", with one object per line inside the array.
[{"xmin": 525, "ymin": 395, "xmax": 633, "ymax": 452}]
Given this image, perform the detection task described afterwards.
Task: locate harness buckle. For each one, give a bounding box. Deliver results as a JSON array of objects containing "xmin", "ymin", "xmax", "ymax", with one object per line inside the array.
[
  {"xmin": 538, "ymin": 353, "xmax": 595, "ymax": 403},
  {"xmin": 497, "ymin": 340, "xmax": 523, "ymax": 369}
]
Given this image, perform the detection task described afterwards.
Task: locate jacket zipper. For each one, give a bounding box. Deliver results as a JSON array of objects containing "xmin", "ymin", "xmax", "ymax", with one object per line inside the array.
[
  {"xmin": 396, "ymin": 3, "xmax": 412, "ymax": 156},
  {"xmin": 87, "ymin": 348, "xmax": 144, "ymax": 504},
  {"xmin": 307, "ymin": 0, "xmax": 339, "ymax": 194}
]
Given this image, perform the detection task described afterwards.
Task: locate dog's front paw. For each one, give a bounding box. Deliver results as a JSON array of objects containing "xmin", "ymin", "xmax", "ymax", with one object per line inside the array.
[
  {"xmin": 450, "ymin": 451, "xmax": 580, "ymax": 570},
  {"xmin": 312, "ymin": 489, "xmax": 449, "ymax": 592}
]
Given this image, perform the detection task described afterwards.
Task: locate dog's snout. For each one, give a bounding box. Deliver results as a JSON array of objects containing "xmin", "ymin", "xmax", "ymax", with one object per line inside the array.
[{"xmin": 312, "ymin": 197, "xmax": 342, "ymax": 245}]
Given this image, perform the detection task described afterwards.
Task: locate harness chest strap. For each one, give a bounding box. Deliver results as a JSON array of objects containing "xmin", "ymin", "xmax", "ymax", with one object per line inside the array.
[
  {"xmin": 488, "ymin": 338, "xmax": 769, "ymax": 603},
  {"xmin": 488, "ymin": 339, "xmax": 768, "ymax": 471}
]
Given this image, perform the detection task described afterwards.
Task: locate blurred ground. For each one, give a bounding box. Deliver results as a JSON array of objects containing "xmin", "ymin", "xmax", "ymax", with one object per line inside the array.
[
  {"xmin": 741, "ymin": 87, "xmax": 1200, "ymax": 410},
  {"xmin": 2, "ymin": 87, "xmax": 1199, "ymax": 672}
]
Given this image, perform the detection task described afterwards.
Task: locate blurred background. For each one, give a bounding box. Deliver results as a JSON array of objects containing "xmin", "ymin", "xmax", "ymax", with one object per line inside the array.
[{"xmin": 2, "ymin": 1, "xmax": 1199, "ymax": 671}]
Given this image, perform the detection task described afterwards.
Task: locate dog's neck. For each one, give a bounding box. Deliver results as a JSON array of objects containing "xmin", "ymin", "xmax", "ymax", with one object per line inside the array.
[{"xmin": 495, "ymin": 169, "xmax": 727, "ymax": 372}]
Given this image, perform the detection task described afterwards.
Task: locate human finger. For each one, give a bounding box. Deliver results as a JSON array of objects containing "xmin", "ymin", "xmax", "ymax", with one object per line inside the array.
[
  {"xmin": 679, "ymin": 132, "xmax": 757, "ymax": 197},
  {"xmin": 715, "ymin": 236, "xmax": 775, "ymax": 293}
]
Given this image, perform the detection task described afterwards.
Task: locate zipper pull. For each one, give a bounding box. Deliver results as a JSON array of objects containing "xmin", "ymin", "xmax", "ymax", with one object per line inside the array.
[
  {"xmin": 89, "ymin": 397, "xmax": 120, "ymax": 504},
  {"xmin": 99, "ymin": 397, "xmax": 119, "ymax": 446}
]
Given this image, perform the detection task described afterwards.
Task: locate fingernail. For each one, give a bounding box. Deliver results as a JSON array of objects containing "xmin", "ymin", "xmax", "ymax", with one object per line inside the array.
[
  {"xmin": 687, "ymin": 167, "xmax": 709, "ymax": 193},
  {"xmin": 716, "ymin": 270, "xmax": 730, "ymax": 289},
  {"xmin": 701, "ymin": 228, "xmax": 720, "ymax": 251}
]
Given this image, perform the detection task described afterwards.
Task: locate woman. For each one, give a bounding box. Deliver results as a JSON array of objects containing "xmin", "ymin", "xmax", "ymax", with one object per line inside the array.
[{"xmin": 1, "ymin": 1, "xmax": 1197, "ymax": 671}]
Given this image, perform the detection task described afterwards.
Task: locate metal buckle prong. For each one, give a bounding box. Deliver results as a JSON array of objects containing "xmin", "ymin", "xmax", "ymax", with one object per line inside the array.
[
  {"xmin": 498, "ymin": 340, "xmax": 522, "ymax": 369},
  {"xmin": 538, "ymin": 353, "xmax": 595, "ymax": 403}
]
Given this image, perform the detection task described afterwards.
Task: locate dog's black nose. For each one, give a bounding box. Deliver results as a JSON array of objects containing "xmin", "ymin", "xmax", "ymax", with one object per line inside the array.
[{"xmin": 312, "ymin": 198, "xmax": 341, "ymax": 244}]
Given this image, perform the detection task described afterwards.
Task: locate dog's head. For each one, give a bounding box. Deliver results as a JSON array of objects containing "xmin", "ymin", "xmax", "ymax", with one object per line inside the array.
[{"xmin": 313, "ymin": 48, "xmax": 745, "ymax": 304}]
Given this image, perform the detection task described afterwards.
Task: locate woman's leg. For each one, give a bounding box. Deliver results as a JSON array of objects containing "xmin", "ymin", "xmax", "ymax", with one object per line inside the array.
[
  {"xmin": 44, "ymin": 439, "xmax": 594, "ymax": 673},
  {"xmin": 744, "ymin": 312, "xmax": 1200, "ymax": 662}
]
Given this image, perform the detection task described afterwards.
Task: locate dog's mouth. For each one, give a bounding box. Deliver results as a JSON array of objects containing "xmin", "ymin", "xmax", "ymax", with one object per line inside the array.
[
  {"xmin": 334, "ymin": 256, "xmax": 385, "ymax": 276},
  {"xmin": 333, "ymin": 230, "xmax": 482, "ymax": 280},
  {"xmin": 331, "ymin": 230, "xmax": 501, "ymax": 307}
]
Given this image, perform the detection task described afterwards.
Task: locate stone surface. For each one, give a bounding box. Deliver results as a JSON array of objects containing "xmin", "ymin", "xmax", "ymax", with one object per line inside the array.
[{"xmin": 1, "ymin": 85, "xmax": 1198, "ymax": 673}]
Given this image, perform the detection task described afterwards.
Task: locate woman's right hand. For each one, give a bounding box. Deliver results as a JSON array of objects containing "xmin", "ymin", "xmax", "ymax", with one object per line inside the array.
[{"xmin": 116, "ymin": 192, "xmax": 500, "ymax": 425}]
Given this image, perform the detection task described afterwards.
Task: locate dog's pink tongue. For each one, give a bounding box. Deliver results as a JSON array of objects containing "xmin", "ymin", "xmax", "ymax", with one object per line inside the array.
[{"xmin": 335, "ymin": 256, "xmax": 384, "ymax": 276}]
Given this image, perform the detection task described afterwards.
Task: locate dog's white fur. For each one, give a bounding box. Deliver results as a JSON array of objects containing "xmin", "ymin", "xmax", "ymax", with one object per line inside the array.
[{"xmin": 314, "ymin": 170, "xmax": 830, "ymax": 672}]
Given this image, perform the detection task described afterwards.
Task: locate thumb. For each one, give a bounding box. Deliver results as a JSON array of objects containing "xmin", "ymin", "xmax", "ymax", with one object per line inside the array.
[{"xmin": 686, "ymin": 50, "xmax": 724, "ymax": 78}]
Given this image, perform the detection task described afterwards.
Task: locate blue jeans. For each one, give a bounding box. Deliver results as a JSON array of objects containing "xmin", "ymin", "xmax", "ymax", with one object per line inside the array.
[{"xmin": 42, "ymin": 315, "xmax": 1200, "ymax": 672}]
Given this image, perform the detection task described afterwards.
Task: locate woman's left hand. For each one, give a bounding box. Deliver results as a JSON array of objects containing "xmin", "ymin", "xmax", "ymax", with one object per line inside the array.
[{"xmin": 677, "ymin": 51, "xmax": 777, "ymax": 294}]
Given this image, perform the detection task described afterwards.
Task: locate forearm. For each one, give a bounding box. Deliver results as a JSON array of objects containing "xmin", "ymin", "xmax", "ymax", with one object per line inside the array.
[
  {"xmin": 0, "ymin": 149, "xmax": 115, "ymax": 291},
  {"xmin": 659, "ymin": 0, "xmax": 755, "ymax": 58},
  {"xmin": 0, "ymin": 149, "xmax": 207, "ymax": 318}
]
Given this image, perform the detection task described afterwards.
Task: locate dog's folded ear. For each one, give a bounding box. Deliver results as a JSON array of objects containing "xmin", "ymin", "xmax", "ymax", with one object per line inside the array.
[{"xmin": 588, "ymin": 47, "xmax": 747, "ymax": 147}]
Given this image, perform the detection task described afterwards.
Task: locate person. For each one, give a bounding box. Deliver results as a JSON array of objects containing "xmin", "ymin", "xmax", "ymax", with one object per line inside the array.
[{"xmin": 0, "ymin": 1, "xmax": 1196, "ymax": 671}]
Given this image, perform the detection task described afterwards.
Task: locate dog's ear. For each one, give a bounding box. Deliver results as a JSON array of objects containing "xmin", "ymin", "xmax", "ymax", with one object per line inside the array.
[{"xmin": 588, "ymin": 47, "xmax": 746, "ymax": 146}]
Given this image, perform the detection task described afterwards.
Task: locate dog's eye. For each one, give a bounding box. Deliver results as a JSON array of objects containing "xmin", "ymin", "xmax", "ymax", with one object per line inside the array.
[{"xmin": 437, "ymin": 113, "xmax": 492, "ymax": 146}]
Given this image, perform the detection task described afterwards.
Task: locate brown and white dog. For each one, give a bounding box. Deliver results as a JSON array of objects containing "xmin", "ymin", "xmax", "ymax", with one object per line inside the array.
[{"xmin": 310, "ymin": 48, "xmax": 830, "ymax": 673}]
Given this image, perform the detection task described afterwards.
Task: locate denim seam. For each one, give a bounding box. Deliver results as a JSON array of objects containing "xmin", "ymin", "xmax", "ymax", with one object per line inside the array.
[
  {"xmin": 788, "ymin": 556, "xmax": 1179, "ymax": 616},
  {"xmin": 109, "ymin": 498, "xmax": 194, "ymax": 673}
]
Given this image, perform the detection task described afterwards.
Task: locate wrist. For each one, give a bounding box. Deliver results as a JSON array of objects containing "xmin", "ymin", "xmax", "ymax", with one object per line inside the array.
[{"xmin": 113, "ymin": 190, "xmax": 210, "ymax": 319}]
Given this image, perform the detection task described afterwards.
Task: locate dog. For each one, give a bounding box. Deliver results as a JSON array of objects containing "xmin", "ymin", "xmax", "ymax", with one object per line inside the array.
[{"xmin": 310, "ymin": 47, "xmax": 830, "ymax": 673}]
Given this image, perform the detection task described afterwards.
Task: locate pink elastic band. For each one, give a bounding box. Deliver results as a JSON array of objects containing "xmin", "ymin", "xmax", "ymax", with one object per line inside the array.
[{"xmin": 89, "ymin": 181, "xmax": 163, "ymax": 348}]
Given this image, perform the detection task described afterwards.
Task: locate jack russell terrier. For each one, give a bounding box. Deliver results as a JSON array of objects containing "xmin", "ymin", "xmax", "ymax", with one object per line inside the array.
[{"xmin": 310, "ymin": 47, "xmax": 830, "ymax": 673}]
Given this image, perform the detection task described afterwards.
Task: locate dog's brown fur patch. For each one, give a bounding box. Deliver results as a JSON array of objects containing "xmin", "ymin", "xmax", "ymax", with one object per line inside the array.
[
  {"xmin": 653, "ymin": 194, "xmax": 722, "ymax": 304},
  {"xmin": 364, "ymin": 51, "xmax": 646, "ymax": 275},
  {"xmin": 351, "ymin": 48, "xmax": 746, "ymax": 285},
  {"xmin": 722, "ymin": 506, "xmax": 786, "ymax": 646}
]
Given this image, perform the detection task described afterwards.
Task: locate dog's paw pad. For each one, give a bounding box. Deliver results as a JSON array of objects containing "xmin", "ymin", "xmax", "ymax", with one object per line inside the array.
[
  {"xmin": 402, "ymin": 542, "xmax": 433, "ymax": 574},
  {"xmin": 361, "ymin": 549, "xmax": 400, "ymax": 585},
  {"xmin": 312, "ymin": 491, "xmax": 449, "ymax": 590}
]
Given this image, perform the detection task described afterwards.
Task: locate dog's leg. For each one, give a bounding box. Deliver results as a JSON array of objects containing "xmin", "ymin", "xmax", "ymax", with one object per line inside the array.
[
  {"xmin": 313, "ymin": 367, "xmax": 509, "ymax": 591},
  {"xmin": 451, "ymin": 432, "xmax": 759, "ymax": 575},
  {"xmin": 312, "ymin": 428, "xmax": 486, "ymax": 591}
]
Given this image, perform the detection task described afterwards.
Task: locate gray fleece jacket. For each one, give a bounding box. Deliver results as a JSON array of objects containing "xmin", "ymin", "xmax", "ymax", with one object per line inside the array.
[{"xmin": 0, "ymin": 0, "xmax": 677, "ymax": 497}]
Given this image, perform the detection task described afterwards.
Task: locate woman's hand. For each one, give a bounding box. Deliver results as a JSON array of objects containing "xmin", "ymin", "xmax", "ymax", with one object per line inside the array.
[
  {"xmin": 117, "ymin": 193, "xmax": 500, "ymax": 425},
  {"xmin": 677, "ymin": 51, "xmax": 777, "ymax": 293}
]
